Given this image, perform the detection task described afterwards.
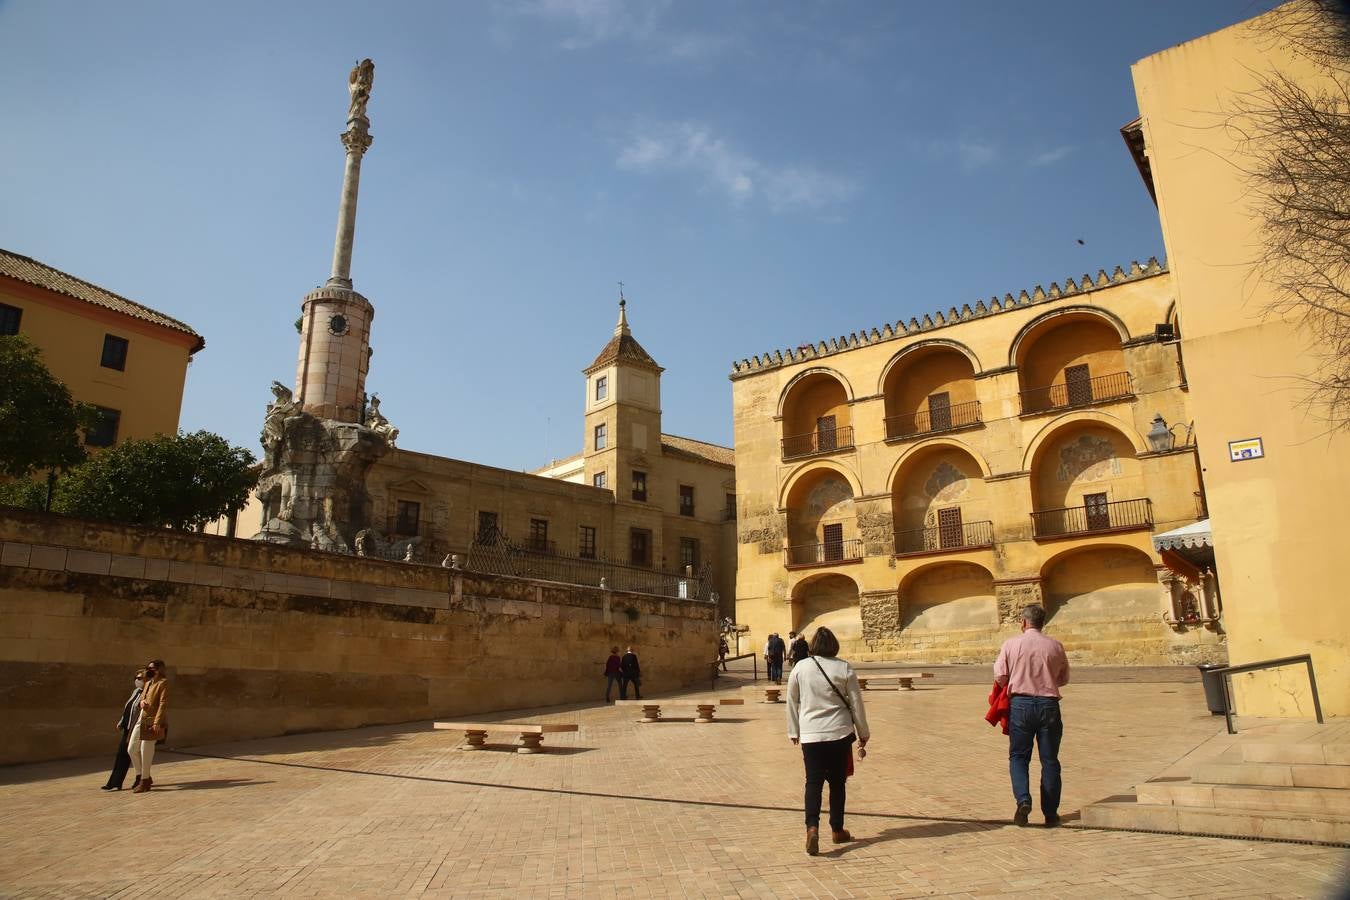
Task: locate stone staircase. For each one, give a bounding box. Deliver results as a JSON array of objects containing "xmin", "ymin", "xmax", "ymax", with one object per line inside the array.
[{"xmin": 1083, "ymin": 722, "xmax": 1350, "ymax": 844}]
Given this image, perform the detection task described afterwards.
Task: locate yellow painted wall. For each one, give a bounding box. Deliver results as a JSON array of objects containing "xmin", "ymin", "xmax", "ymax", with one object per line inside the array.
[
  {"xmin": 0, "ymin": 277, "xmax": 196, "ymax": 443},
  {"xmin": 1132, "ymin": 6, "xmax": 1350, "ymax": 715}
]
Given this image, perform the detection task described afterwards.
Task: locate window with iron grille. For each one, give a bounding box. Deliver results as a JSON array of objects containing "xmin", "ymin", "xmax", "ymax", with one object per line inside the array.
[
  {"xmin": 86, "ymin": 406, "xmax": 120, "ymax": 448},
  {"xmin": 594, "ymin": 423, "xmax": 607, "ymax": 450},
  {"xmin": 593, "ymin": 471, "xmax": 607, "ymax": 489},
  {"xmin": 529, "ymin": 518, "xmax": 549, "ymax": 552},
  {"xmin": 477, "ymin": 511, "xmax": 498, "ymax": 544},
  {"xmin": 629, "ymin": 528, "xmax": 651, "ymax": 567},
  {"xmin": 394, "ymin": 500, "xmax": 420, "ymax": 536},
  {"xmin": 631, "ymin": 470, "xmax": 647, "ymax": 502},
  {"xmin": 101, "ymin": 334, "xmax": 129, "ymax": 371},
  {"xmin": 679, "ymin": 537, "xmax": 699, "ymax": 571},
  {"xmin": 0, "ymin": 303, "xmax": 21, "ymax": 336},
  {"xmin": 595, "ymin": 375, "xmax": 608, "ymax": 401},
  {"xmin": 579, "ymin": 525, "xmax": 597, "ymax": 559},
  {"xmin": 679, "ymin": 485, "xmax": 695, "ymax": 517}
]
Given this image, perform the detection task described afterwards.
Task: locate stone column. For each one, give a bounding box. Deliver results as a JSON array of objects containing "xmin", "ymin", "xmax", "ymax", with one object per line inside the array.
[{"xmin": 328, "ymin": 122, "xmax": 373, "ymax": 289}]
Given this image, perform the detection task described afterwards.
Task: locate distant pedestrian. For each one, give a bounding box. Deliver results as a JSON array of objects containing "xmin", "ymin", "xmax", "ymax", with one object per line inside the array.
[
  {"xmin": 101, "ymin": 667, "xmax": 144, "ymax": 791},
  {"xmin": 718, "ymin": 637, "xmax": 729, "ymax": 672},
  {"xmin": 765, "ymin": 632, "xmax": 786, "ymax": 684},
  {"xmin": 994, "ymin": 605, "xmax": 1070, "ymax": 827},
  {"xmin": 786, "ymin": 627, "xmax": 869, "ymax": 855},
  {"xmin": 789, "ymin": 632, "xmax": 810, "ymax": 667},
  {"xmin": 785, "ymin": 631, "xmax": 799, "ymax": 668},
  {"xmin": 130, "ymin": 659, "xmax": 168, "ymax": 793},
  {"xmin": 604, "ymin": 646, "xmax": 622, "ymax": 703},
  {"xmin": 619, "ymin": 646, "xmax": 642, "ymax": 700}
]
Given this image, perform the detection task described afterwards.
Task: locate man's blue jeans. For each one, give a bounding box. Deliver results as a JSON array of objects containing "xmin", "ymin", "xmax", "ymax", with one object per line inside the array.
[
  {"xmin": 768, "ymin": 658, "xmax": 783, "ymax": 682},
  {"xmin": 1008, "ymin": 696, "xmax": 1063, "ymax": 817}
]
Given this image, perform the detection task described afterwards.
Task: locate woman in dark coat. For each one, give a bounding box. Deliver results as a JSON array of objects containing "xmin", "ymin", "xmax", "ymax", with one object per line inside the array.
[{"xmin": 101, "ymin": 668, "xmax": 144, "ymax": 791}]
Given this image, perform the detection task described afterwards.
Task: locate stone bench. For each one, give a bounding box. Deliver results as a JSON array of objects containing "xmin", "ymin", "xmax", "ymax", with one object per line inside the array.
[
  {"xmin": 433, "ymin": 721, "xmax": 579, "ymax": 753},
  {"xmin": 743, "ymin": 686, "xmax": 784, "ymax": 703},
  {"xmin": 857, "ymin": 672, "xmax": 934, "ymax": 691},
  {"xmin": 615, "ymin": 697, "xmax": 745, "ymax": 724}
]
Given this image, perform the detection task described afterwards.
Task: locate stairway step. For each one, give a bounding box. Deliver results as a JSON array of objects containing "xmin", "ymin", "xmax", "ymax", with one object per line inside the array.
[
  {"xmin": 1242, "ymin": 741, "xmax": 1350, "ymax": 766},
  {"xmin": 1137, "ymin": 781, "xmax": 1350, "ymax": 815},
  {"xmin": 1082, "ymin": 800, "xmax": 1350, "ymax": 844},
  {"xmin": 1194, "ymin": 762, "xmax": 1350, "ymax": 790}
]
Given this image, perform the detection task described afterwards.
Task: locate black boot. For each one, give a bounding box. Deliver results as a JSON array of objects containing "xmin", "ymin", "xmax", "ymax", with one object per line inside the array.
[{"xmin": 131, "ymin": 775, "xmax": 141, "ymax": 791}]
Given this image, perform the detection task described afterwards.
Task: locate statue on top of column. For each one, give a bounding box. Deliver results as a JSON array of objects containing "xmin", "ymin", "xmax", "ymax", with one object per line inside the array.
[{"xmin": 347, "ymin": 58, "xmax": 375, "ymax": 121}]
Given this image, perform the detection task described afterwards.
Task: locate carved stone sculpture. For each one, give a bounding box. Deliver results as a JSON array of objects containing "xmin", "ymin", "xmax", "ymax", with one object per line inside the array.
[
  {"xmin": 261, "ymin": 380, "xmax": 299, "ymax": 465},
  {"xmin": 365, "ymin": 393, "xmax": 399, "ymax": 447},
  {"xmin": 347, "ymin": 58, "xmax": 375, "ymax": 121}
]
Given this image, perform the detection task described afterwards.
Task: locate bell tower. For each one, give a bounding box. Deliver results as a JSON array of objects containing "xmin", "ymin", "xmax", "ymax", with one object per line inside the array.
[{"xmin": 583, "ymin": 297, "xmax": 664, "ymax": 495}]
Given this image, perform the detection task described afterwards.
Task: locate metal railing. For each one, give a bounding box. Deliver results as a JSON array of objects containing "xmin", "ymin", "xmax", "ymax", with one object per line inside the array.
[
  {"xmin": 894, "ymin": 520, "xmax": 994, "ymax": 556},
  {"xmin": 785, "ymin": 538, "xmax": 864, "ymax": 567},
  {"xmin": 1020, "ymin": 371, "xmax": 1133, "ymax": 415},
  {"xmin": 1194, "ymin": 491, "xmax": 1209, "ymax": 520},
  {"xmin": 522, "ymin": 536, "xmax": 557, "ymax": 555},
  {"xmin": 1031, "ymin": 498, "xmax": 1153, "ymax": 538},
  {"xmin": 387, "ymin": 516, "xmax": 430, "ymax": 538},
  {"xmin": 1215, "ymin": 654, "xmax": 1323, "ymax": 734},
  {"xmin": 885, "ymin": 400, "xmax": 983, "ymax": 440},
  {"xmin": 781, "ymin": 425, "xmax": 855, "ymax": 460}
]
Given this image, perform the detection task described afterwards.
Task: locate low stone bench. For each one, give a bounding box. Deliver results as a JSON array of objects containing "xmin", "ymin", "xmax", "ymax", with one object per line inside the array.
[
  {"xmin": 615, "ymin": 697, "xmax": 745, "ymax": 724},
  {"xmin": 857, "ymin": 672, "xmax": 934, "ymax": 691},
  {"xmin": 433, "ymin": 721, "xmax": 579, "ymax": 753},
  {"xmin": 743, "ymin": 686, "xmax": 784, "ymax": 703}
]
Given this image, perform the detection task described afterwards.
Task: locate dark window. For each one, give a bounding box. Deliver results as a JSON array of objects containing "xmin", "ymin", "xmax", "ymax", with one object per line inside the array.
[
  {"xmin": 1084, "ymin": 492, "xmax": 1111, "ymax": 531},
  {"xmin": 595, "ymin": 375, "xmax": 608, "ymax": 401},
  {"xmin": 631, "ymin": 470, "xmax": 647, "ymax": 502},
  {"xmin": 1065, "ymin": 364, "xmax": 1093, "ymax": 406},
  {"xmin": 725, "ymin": 493, "xmax": 737, "ymax": 519},
  {"xmin": 928, "ymin": 392, "xmax": 951, "ymax": 431},
  {"xmin": 817, "ymin": 415, "xmax": 838, "ymax": 451},
  {"xmin": 0, "ymin": 303, "xmax": 21, "ymax": 336},
  {"xmin": 394, "ymin": 500, "xmax": 421, "ymax": 536},
  {"xmin": 593, "ymin": 471, "xmax": 607, "ymax": 489},
  {"xmin": 679, "ymin": 537, "xmax": 700, "ymax": 571},
  {"xmin": 100, "ymin": 334, "xmax": 129, "ymax": 371},
  {"xmin": 629, "ymin": 528, "xmax": 651, "ymax": 567},
  {"xmin": 679, "ymin": 485, "xmax": 695, "ymax": 517},
  {"xmin": 477, "ymin": 511, "xmax": 499, "ymax": 544},
  {"xmin": 86, "ymin": 406, "xmax": 120, "ymax": 447},
  {"xmin": 594, "ymin": 423, "xmax": 607, "ymax": 450},
  {"xmin": 528, "ymin": 518, "xmax": 550, "ymax": 553},
  {"xmin": 579, "ymin": 525, "xmax": 597, "ymax": 559},
  {"xmin": 822, "ymin": 523, "xmax": 844, "ymax": 562},
  {"xmin": 937, "ymin": 506, "xmax": 962, "ymax": 549}
]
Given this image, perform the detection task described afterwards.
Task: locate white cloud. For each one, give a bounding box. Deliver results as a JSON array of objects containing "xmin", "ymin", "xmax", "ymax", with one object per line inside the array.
[
  {"xmin": 511, "ymin": 0, "xmax": 732, "ymax": 61},
  {"xmin": 1030, "ymin": 145, "xmax": 1076, "ymax": 167},
  {"xmin": 616, "ymin": 122, "xmax": 856, "ymax": 212},
  {"xmin": 955, "ymin": 139, "xmax": 998, "ymax": 170}
]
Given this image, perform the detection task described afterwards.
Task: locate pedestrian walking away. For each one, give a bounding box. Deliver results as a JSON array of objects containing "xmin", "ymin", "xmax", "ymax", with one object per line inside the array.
[
  {"xmin": 993, "ymin": 605, "xmax": 1070, "ymax": 827},
  {"xmin": 765, "ymin": 632, "xmax": 786, "ymax": 684},
  {"xmin": 789, "ymin": 632, "xmax": 810, "ymax": 667},
  {"xmin": 717, "ymin": 637, "xmax": 729, "ymax": 672},
  {"xmin": 786, "ymin": 627, "xmax": 870, "ymax": 856},
  {"xmin": 129, "ymin": 658, "xmax": 169, "ymax": 793},
  {"xmin": 101, "ymin": 667, "xmax": 145, "ymax": 791},
  {"xmin": 619, "ymin": 646, "xmax": 642, "ymax": 700},
  {"xmin": 603, "ymin": 646, "xmax": 623, "ymax": 703}
]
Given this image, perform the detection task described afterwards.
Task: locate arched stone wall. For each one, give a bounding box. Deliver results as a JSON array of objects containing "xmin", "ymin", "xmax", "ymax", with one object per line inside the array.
[
  {"xmin": 1042, "ymin": 546, "xmax": 1160, "ymax": 625},
  {"xmin": 899, "ymin": 563, "xmax": 997, "ymax": 632},
  {"xmin": 793, "ymin": 573, "xmax": 862, "ymax": 642}
]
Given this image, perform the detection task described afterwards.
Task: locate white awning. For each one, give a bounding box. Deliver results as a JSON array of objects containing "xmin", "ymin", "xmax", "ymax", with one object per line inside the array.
[{"xmin": 1153, "ymin": 519, "xmax": 1213, "ymax": 551}]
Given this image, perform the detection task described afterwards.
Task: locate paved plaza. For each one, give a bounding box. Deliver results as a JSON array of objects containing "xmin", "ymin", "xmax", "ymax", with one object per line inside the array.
[{"xmin": 1, "ymin": 667, "xmax": 1346, "ymax": 898}]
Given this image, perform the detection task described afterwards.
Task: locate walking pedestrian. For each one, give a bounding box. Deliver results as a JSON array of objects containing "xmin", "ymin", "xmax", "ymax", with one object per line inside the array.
[
  {"xmin": 785, "ymin": 631, "xmax": 799, "ymax": 669},
  {"xmin": 717, "ymin": 637, "xmax": 729, "ymax": 672},
  {"xmin": 129, "ymin": 658, "xmax": 168, "ymax": 793},
  {"xmin": 786, "ymin": 627, "xmax": 870, "ymax": 855},
  {"xmin": 619, "ymin": 646, "xmax": 642, "ymax": 700},
  {"xmin": 994, "ymin": 605, "xmax": 1070, "ymax": 827},
  {"xmin": 603, "ymin": 646, "xmax": 623, "ymax": 703},
  {"xmin": 766, "ymin": 632, "xmax": 786, "ymax": 684},
  {"xmin": 789, "ymin": 632, "xmax": 810, "ymax": 667},
  {"xmin": 101, "ymin": 667, "xmax": 144, "ymax": 791}
]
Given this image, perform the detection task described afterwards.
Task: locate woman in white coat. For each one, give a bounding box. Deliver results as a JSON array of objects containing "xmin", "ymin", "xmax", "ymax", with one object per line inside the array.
[{"xmin": 785, "ymin": 626, "xmax": 870, "ymax": 855}]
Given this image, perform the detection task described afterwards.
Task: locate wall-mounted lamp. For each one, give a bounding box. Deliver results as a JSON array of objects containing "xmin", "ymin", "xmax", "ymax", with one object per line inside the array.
[{"xmin": 1147, "ymin": 413, "xmax": 1176, "ymax": 453}]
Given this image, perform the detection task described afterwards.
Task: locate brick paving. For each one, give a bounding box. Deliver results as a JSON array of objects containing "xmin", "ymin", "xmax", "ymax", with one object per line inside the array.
[{"xmin": 0, "ymin": 667, "xmax": 1347, "ymax": 898}]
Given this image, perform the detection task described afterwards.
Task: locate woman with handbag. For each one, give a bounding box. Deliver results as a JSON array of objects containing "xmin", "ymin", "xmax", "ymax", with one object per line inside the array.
[
  {"xmin": 130, "ymin": 658, "xmax": 168, "ymax": 793},
  {"xmin": 785, "ymin": 627, "xmax": 870, "ymax": 856}
]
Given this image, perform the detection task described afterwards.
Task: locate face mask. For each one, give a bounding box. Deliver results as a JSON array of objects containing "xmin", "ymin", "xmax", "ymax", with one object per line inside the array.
[{"xmin": 135, "ymin": 678, "xmax": 144, "ymax": 688}]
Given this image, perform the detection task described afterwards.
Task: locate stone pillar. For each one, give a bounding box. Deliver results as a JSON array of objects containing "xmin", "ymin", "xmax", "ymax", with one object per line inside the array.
[{"xmin": 328, "ymin": 124, "xmax": 373, "ymax": 289}]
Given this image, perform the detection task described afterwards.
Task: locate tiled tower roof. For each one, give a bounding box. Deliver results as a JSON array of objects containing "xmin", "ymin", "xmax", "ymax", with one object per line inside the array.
[{"xmin": 584, "ymin": 299, "xmax": 663, "ymax": 374}]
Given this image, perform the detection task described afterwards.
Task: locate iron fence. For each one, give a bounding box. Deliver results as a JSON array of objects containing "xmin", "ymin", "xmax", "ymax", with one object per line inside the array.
[
  {"xmin": 893, "ymin": 520, "xmax": 994, "ymax": 556},
  {"xmin": 784, "ymin": 538, "xmax": 864, "ymax": 567},
  {"xmin": 1019, "ymin": 371, "xmax": 1133, "ymax": 415},
  {"xmin": 1031, "ymin": 497, "xmax": 1153, "ymax": 538},
  {"xmin": 885, "ymin": 400, "xmax": 983, "ymax": 440},
  {"xmin": 781, "ymin": 425, "xmax": 855, "ymax": 460}
]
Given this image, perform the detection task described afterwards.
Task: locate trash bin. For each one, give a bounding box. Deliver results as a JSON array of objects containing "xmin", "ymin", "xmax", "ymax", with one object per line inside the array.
[{"xmin": 1197, "ymin": 664, "xmax": 1228, "ymax": 715}]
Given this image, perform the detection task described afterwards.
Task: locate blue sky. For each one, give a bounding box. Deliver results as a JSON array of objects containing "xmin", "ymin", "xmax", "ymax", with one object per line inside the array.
[{"xmin": 0, "ymin": 1, "xmax": 1275, "ymax": 470}]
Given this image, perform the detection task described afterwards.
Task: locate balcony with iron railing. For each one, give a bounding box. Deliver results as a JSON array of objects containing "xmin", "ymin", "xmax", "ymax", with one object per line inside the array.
[
  {"xmin": 885, "ymin": 399, "xmax": 983, "ymax": 441},
  {"xmin": 893, "ymin": 520, "xmax": 995, "ymax": 557},
  {"xmin": 781, "ymin": 425, "xmax": 856, "ymax": 461},
  {"xmin": 1019, "ymin": 371, "xmax": 1133, "ymax": 415},
  {"xmin": 1031, "ymin": 497, "xmax": 1153, "ymax": 539},
  {"xmin": 784, "ymin": 538, "xmax": 864, "ymax": 569}
]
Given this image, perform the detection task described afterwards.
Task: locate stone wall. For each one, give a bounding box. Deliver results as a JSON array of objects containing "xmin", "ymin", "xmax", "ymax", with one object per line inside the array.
[{"xmin": 0, "ymin": 509, "xmax": 716, "ymax": 766}]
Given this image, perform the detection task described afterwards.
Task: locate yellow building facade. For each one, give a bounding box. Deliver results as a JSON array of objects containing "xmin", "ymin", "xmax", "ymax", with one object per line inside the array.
[
  {"xmin": 1131, "ymin": 5, "xmax": 1350, "ymax": 715},
  {"xmin": 0, "ymin": 248, "xmax": 203, "ymax": 446},
  {"xmin": 730, "ymin": 260, "xmax": 1224, "ymax": 665}
]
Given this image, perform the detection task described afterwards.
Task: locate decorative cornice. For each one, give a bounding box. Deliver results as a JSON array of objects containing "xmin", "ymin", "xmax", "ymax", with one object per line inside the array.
[
  {"xmin": 728, "ymin": 257, "xmax": 1168, "ymax": 379},
  {"xmin": 985, "ymin": 470, "xmax": 1030, "ymax": 482}
]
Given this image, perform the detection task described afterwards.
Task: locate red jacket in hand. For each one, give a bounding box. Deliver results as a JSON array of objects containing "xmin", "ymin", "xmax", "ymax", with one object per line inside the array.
[{"xmin": 985, "ymin": 680, "xmax": 1010, "ymax": 735}]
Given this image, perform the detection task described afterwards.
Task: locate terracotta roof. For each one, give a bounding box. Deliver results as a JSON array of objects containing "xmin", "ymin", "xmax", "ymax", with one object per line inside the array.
[
  {"xmin": 660, "ymin": 433, "xmax": 734, "ymax": 469},
  {"xmin": 584, "ymin": 298, "xmax": 662, "ymax": 374},
  {"xmin": 0, "ymin": 248, "xmax": 204, "ymax": 353}
]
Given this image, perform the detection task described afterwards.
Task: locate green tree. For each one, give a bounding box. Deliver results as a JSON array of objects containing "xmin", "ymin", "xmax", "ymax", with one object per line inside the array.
[
  {"xmin": 54, "ymin": 430, "xmax": 258, "ymax": 530},
  {"xmin": 0, "ymin": 335, "xmax": 89, "ymax": 479}
]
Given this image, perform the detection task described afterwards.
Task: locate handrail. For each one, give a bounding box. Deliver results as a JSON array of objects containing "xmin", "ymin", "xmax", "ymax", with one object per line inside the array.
[
  {"xmin": 710, "ymin": 651, "xmax": 758, "ymax": 688},
  {"xmin": 1215, "ymin": 653, "xmax": 1323, "ymax": 735}
]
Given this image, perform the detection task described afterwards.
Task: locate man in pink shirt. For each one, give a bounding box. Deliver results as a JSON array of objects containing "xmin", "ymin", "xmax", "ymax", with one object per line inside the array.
[{"xmin": 993, "ymin": 604, "xmax": 1070, "ymax": 827}]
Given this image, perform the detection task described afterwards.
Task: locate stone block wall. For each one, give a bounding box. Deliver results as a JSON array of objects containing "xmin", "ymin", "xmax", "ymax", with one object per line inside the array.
[{"xmin": 0, "ymin": 509, "xmax": 716, "ymax": 766}]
